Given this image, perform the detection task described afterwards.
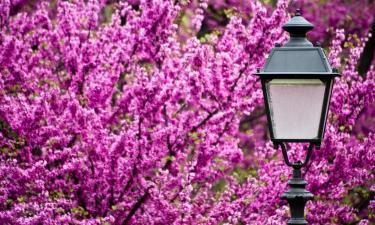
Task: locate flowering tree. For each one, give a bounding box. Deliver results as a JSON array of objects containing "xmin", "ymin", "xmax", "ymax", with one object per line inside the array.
[{"xmin": 0, "ymin": 0, "xmax": 374, "ymax": 225}]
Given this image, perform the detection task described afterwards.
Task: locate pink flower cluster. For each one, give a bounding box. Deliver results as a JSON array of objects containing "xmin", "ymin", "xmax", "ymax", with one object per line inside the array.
[{"xmin": 0, "ymin": 0, "xmax": 374, "ymax": 224}]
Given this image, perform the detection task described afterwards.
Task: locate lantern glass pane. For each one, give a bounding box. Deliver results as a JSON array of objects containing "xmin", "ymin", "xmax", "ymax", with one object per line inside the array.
[{"xmin": 266, "ymin": 79, "xmax": 326, "ymax": 140}]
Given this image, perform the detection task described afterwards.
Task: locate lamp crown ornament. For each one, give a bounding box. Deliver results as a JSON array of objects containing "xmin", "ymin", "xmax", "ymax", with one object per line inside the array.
[{"xmin": 283, "ymin": 9, "xmax": 314, "ymax": 47}]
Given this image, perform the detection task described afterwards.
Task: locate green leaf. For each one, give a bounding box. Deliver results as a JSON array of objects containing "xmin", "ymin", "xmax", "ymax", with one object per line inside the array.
[
  {"xmin": 189, "ymin": 132, "xmax": 199, "ymax": 140},
  {"xmin": 211, "ymin": 178, "xmax": 226, "ymax": 193},
  {"xmin": 17, "ymin": 196, "xmax": 26, "ymax": 203},
  {"xmin": 164, "ymin": 155, "xmax": 175, "ymax": 162}
]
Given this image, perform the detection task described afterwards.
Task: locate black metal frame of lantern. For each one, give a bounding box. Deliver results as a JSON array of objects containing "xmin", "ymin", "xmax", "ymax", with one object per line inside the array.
[{"xmin": 255, "ymin": 10, "xmax": 340, "ymax": 225}]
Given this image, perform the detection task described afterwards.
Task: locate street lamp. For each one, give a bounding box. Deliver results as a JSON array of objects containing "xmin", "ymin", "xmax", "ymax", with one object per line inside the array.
[{"xmin": 255, "ymin": 9, "xmax": 340, "ymax": 225}]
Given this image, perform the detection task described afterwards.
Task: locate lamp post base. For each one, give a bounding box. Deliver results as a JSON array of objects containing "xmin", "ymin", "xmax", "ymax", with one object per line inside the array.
[{"xmin": 282, "ymin": 163, "xmax": 313, "ymax": 225}]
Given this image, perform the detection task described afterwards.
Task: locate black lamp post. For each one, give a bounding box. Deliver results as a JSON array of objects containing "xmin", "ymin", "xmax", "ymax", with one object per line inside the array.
[{"xmin": 255, "ymin": 10, "xmax": 340, "ymax": 225}]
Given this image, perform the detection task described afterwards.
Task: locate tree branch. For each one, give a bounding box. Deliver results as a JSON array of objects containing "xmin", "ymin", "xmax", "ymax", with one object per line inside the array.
[{"xmin": 121, "ymin": 191, "xmax": 150, "ymax": 225}]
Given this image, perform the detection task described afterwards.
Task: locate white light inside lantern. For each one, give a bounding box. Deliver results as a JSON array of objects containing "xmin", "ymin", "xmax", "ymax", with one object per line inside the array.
[{"xmin": 266, "ymin": 79, "xmax": 326, "ymax": 140}]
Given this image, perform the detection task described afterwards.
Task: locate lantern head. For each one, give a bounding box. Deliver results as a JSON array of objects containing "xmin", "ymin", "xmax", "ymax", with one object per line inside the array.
[{"xmin": 255, "ymin": 10, "xmax": 340, "ymax": 146}]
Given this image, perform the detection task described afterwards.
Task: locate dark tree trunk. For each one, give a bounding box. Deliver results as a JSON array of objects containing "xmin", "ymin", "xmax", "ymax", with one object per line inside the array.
[{"xmin": 358, "ymin": 20, "xmax": 375, "ymax": 77}]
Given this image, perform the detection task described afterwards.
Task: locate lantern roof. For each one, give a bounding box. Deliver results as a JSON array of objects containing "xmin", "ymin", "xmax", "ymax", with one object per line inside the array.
[{"xmin": 262, "ymin": 47, "xmax": 332, "ymax": 73}]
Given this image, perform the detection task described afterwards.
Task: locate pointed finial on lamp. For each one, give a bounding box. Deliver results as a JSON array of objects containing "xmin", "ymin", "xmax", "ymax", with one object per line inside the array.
[{"xmin": 295, "ymin": 9, "xmax": 301, "ymax": 17}]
